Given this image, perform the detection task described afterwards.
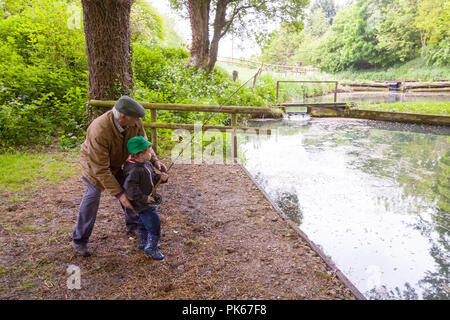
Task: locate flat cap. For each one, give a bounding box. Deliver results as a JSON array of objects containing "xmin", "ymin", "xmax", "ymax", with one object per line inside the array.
[{"xmin": 114, "ymin": 96, "xmax": 146, "ymax": 118}]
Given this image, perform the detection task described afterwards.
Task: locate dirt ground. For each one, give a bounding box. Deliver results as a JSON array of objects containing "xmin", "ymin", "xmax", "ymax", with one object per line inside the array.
[{"xmin": 0, "ymin": 160, "xmax": 356, "ymax": 300}]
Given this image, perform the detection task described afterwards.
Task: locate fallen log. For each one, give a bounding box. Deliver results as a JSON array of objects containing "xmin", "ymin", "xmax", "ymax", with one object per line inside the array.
[
  {"xmin": 403, "ymin": 82, "xmax": 450, "ymax": 90},
  {"xmin": 343, "ymin": 82, "xmax": 387, "ymax": 88}
]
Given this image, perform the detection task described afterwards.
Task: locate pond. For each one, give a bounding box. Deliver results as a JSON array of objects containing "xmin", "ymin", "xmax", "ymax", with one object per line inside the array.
[
  {"xmin": 306, "ymin": 91, "xmax": 450, "ymax": 104},
  {"xmin": 239, "ymin": 115, "xmax": 449, "ymax": 299}
]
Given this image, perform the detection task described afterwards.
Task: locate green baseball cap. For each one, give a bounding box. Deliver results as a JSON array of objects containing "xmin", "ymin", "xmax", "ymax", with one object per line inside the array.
[{"xmin": 127, "ymin": 136, "xmax": 152, "ymax": 154}]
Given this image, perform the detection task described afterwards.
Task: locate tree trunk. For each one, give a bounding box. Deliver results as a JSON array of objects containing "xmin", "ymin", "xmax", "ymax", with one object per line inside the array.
[
  {"xmin": 81, "ymin": 0, "xmax": 134, "ymax": 101},
  {"xmin": 187, "ymin": 0, "xmax": 211, "ymax": 69},
  {"xmin": 207, "ymin": 0, "xmax": 228, "ymax": 73},
  {"xmin": 420, "ymin": 31, "xmax": 426, "ymax": 58}
]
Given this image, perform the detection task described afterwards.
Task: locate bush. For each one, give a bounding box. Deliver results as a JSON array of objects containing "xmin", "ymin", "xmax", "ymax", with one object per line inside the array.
[
  {"xmin": 0, "ymin": 0, "xmax": 286, "ymax": 151},
  {"xmin": 133, "ymin": 41, "xmax": 282, "ymax": 126},
  {"xmin": 425, "ymin": 38, "xmax": 450, "ymax": 67},
  {"xmin": 0, "ymin": 0, "xmax": 88, "ymax": 150}
]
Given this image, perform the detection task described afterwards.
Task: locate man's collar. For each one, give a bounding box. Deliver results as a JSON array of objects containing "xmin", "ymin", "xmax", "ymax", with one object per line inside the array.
[{"xmin": 113, "ymin": 116, "xmax": 127, "ymax": 134}]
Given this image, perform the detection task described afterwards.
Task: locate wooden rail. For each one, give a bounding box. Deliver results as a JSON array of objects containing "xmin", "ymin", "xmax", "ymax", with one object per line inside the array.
[
  {"xmin": 217, "ymin": 56, "xmax": 319, "ymax": 74},
  {"xmin": 282, "ymin": 102, "xmax": 350, "ymax": 115},
  {"xmin": 89, "ymin": 100, "xmax": 283, "ymax": 158}
]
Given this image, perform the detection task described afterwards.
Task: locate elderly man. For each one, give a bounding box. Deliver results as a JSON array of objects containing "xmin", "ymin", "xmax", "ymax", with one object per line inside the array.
[{"xmin": 72, "ymin": 96, "xmax": 167, "ymax": 256}]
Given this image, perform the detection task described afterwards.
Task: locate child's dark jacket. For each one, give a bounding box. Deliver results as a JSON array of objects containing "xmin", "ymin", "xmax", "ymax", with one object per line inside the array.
[{"xmin": 123, "ymin": 160, "xmax": 164, "ymax": 213}]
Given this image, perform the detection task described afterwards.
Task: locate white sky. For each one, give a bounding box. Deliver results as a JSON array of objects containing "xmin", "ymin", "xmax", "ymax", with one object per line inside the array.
[
  {"xmin": 146, "ymin": 0, "xmax": 352, "ymax": 59},
  {"xmin": 147, "ymin": 0, "xmax": 260, "ymax": 58}
]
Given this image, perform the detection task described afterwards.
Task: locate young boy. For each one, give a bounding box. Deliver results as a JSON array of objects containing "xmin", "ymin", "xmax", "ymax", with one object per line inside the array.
[{"xmin": 123, "ymin": 136, "xmax": 168, "ymax": 260}]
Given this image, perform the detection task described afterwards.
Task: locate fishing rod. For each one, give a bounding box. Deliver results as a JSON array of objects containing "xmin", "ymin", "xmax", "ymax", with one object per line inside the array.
[{"xmin": 150, "ymin": 66, "xmax": 264, "ymax": 204}]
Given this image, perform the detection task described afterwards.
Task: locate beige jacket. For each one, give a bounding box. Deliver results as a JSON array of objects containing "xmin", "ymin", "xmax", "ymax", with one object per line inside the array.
[{"xmin": 80, "ymin": 110, "xmax": 156, "ymax": 196}]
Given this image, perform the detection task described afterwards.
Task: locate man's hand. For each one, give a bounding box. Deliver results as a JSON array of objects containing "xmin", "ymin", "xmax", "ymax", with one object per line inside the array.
[
  {"xmin": 154, "ymin": 160, "xmax": 167, "ymax": 173},
  {"xmin": 119, "ymin": 192, "xmax": 134, "ymax": 210},
  {"xmin": 160, "ymin": 172, "xmax": 169, "ymax": 182},
  {"xmin": 147, "ymin": 195, "xmax": 155, "ymax": 203}
]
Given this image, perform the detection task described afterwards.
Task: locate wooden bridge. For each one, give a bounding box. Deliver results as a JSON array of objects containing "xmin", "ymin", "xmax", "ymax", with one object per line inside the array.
[{"xmin": 280, "ymin": 102, "xmax": 352, "ymax": 116}]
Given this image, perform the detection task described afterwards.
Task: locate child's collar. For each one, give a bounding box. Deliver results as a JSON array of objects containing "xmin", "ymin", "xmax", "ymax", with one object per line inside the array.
[{"xmin": 128, "ymin": 158, "xmax": 147, "ymax": 164}]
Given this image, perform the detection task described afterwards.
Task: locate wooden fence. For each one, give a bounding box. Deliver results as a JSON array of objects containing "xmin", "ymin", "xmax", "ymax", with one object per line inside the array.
[
  {"xmin": 89, "ymin": 100, "xmax": 283, "ymax": 158},
  {"xmin": 217, "ymin": 56, "xmax": 319, "ymax": 74}
]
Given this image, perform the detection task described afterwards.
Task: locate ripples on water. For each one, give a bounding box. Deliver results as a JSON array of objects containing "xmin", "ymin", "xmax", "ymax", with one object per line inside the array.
[{"xmin": 240, "ymin": 115, "xmax": 450, "ymax": 300}]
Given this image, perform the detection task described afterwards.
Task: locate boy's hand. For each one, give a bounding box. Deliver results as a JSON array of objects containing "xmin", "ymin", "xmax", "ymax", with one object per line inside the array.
[
  {"xmin": 160, "ymin": 173, "xmax": 169, "ymax": 182},
  {"xmin": 154, "ymin": 160, "xmax": 168, "ymax": 173},
  {"xmin": 147, "ymin": 195, "xmax": 155, "ymax": 203},
  {"xmin": 119, "ymin": 193, "xmax": 134, "ymax": 210}
]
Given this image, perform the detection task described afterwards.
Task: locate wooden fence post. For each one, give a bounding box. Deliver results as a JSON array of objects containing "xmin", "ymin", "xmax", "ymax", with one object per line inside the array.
[
  {"xmin": 276, "ymin": 81, "xmax": 280, "ymax": 105},
  {"xmin": 334, "ymin": 81, "xmax": 338, "ymax": 103},
  {"xmin": 231, "ymin": 113, "xmax": 237, "ymax": 161},
  {"xmin": 150, "ymin": 109, "xmax": 158, "ymax": 154}
]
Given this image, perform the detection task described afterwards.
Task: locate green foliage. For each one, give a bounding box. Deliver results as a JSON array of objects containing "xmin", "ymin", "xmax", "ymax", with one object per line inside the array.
[
  {"xmin": 355, "ymin": 101, "xmax": 450, "ymax": 115},
  {"xmin": 415, "ymin": 0, "xmax": 449, "ymax": 47},
  {"xmin": 132, "ymin": 41, "xmax": 290, "ymax": 155},
  {"xmin": 259, "ymin": 0, "xmax": 449, "ymax": 72},
  {"xmin": 376, "ymin": 0, "xmax": 421, "ymax": 64},
  {"xmin": 131, "ymin": 0, "xmax": 164, "ymax": 43},
  {"xmin": 317, "ymin": 1, "xmax": 386, "ymax": 71},
  {"xmin": 331, "ymin": 57, "xmax": 450, "ymax": 81},
  {"xmin": 305, "ymin": 8, "xmax": 330, "ymax": 38},
  {"xmin": 0, "ymin": 0, "xmax": 88, "ymax": 149},
  {"xmin": 169, "ymin": 0, "xmax": 309, "ymax": 42},
  {"xmin": 310, "ymin": 0, "xmax": 336, "ymax": 24},
  {"xmin": 133, "ymin": 41, "xmax": 281, "ymax": 109},
  {"xmin": 259, "ymin": 23, "xmax": 305, "ymax": 65},
  {"xmin": 1, "ymin": 0, "xmax": 280, "ymax": 151},
  {"xmin": 424, "ymin": 37, "xmax": 450, "ymax": 67}
]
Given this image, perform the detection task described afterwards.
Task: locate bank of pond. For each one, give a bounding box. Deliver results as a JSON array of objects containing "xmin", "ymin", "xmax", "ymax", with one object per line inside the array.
[{"xmin": 241, "ymin": 99, "xmax": 449, "ymax": 299}]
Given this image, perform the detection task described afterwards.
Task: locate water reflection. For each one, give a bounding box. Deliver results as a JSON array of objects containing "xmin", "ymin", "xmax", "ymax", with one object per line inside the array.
[
  {"xmin": 275, "ymin": 191, "xmax": 303, "ymax": 225},
  {"xmin": 240, "ymin": 117, "xmax": 450, "ymax": 299},
  {"xmin": 304, "ymin": 92, "xmax": 450, "ymax": 104}
]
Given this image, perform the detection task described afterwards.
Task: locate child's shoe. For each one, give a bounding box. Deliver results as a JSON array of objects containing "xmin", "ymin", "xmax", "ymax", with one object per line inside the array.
[
  {"xmin": 139, "ymin": 228, "xmax": 159, "ymax": 250},
  {"xmin": 144, "ymin": 235, "xmax": 164, "ymax": 260},
  {"xmin": 147, "ymin": 248, "xmax": 164, "ymax": 260}
]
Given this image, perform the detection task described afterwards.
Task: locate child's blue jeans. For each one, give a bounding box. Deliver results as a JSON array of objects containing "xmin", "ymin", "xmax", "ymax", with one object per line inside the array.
[{"xmin": 138, "ymin": 206, "xmax": 161, "ymax": 237}]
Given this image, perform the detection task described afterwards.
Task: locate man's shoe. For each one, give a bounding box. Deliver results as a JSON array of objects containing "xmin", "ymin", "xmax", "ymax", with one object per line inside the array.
[{"xmin": 73, "ymin": 242, "xmax": 91, "ymax": 257}]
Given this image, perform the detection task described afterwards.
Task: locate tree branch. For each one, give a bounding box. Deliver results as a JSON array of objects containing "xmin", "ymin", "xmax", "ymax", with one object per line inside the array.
[{"xmin": 219, "ymin": 4, "xmax": 254, "ymax": 38}]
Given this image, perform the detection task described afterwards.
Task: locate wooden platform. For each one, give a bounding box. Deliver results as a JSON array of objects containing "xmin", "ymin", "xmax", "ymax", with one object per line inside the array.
[{"xmin": 281, "ymin": 102, "xmax": 352, "ymax": 116}]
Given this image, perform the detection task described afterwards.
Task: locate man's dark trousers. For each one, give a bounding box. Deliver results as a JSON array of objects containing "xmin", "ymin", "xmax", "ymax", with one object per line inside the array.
[{"xmin": 72, "ymin": 175, "xmax": 139, "ymax": 245}]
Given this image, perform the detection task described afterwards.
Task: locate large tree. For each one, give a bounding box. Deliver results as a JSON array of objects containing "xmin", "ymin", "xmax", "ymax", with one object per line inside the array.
[
  {"xmin": 311, "ymin": 0, "xmax": 336, "ymax": 24},
  {"xmin": 81, "ymin": 0, "xmax": 135, "ymax": 100},
  {"xmin": 170, "ymin": 0, "xmax": 309, "ymax": 72}
]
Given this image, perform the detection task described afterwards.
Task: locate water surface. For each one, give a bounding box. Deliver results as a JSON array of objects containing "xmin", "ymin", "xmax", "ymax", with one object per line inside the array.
[
  {"xmin": 239, "ymin": 116, "xmax": 449, "ymax": 299},
  {"xmin": 306, "ymin": 91, "xmax": 450, "ymax": 104}
]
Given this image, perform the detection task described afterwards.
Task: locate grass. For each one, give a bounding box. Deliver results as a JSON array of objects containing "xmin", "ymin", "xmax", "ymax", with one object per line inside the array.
[
  {"xmin": 218, "ymin": 57, "xmax": 450, "ymax": 84},
  {"xmin": 215, "ymin": 61, "xmax": 338, "ymax": 102},
  {"xmin": 354, "ymin": 101, "xmax": 450, "ymax": 115},
  {"xmin": 0, "ymin": 151, "xmax": 79, "ymax": 194},
  {"xmin": 331, "ymin": 58, "xmax": 450, "ymax": 82}
]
